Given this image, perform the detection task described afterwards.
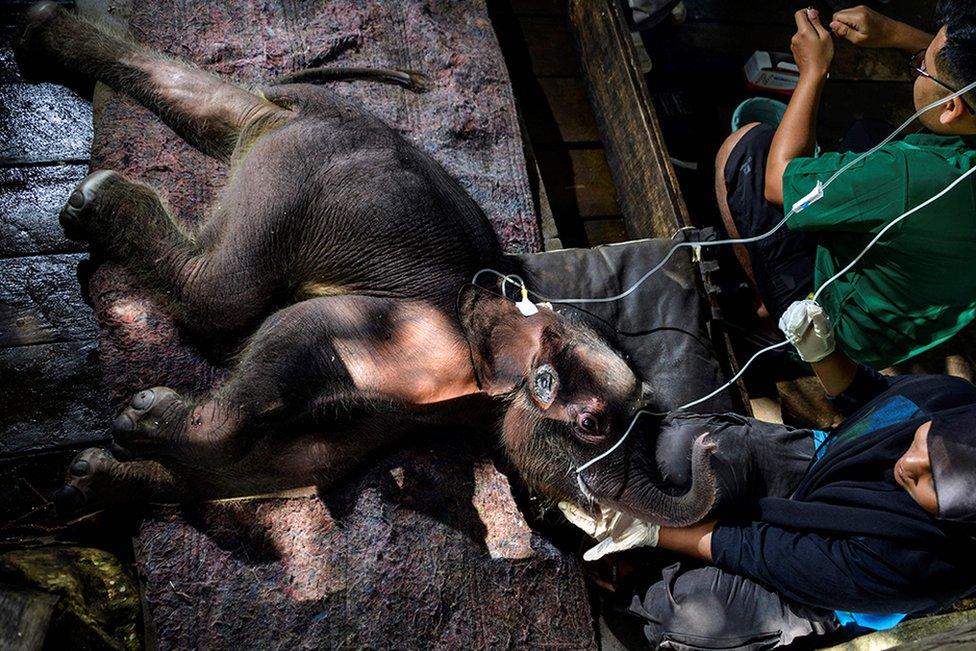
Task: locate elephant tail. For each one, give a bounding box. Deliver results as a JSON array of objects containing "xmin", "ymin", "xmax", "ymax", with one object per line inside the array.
[{"xmin": 273, "ymin": 67, "xmax": 431, "ymax": 93}]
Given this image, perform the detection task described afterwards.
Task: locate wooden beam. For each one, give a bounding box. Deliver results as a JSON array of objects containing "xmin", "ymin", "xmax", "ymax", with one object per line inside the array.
[
  {"xmin": 518, "ymin": 16, "xmax": 581, "ymax": 77},
  {"xmin": 0, "ymin": 84, "xmax": 93, "ymax": 165},
  {"xmin": 0, "ymin": 588, "xmax": 58, "ymax": 651},
  {"xmin": 0, "ymin": 339, "xmax": 110, "ymax": 455},
  {"xmin": 0, "ymin": 254, "xmax": 97, "ymax": 347},
  {"xmin": 583, "ymin": 218, "xmax": 626, "ymax": 246},
  {"xmin": 534, "ymin": 147, "xmax": 620, "ymax": 218},
  {"xmin": 566, "ymin": 0, "xmax": 690, "ymax": 239}
]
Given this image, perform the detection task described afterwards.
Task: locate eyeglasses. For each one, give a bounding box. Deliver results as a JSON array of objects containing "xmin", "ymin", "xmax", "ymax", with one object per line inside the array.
[{"xmin": 910, "ymin": 48, "xmax": 975, "ymax": 115}]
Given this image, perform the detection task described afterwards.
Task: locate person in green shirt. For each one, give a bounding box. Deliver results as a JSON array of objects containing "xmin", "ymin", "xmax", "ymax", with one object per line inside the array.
[{"xmin": 715, "ymin": 2, "xmax": 976, "ymax": 369}]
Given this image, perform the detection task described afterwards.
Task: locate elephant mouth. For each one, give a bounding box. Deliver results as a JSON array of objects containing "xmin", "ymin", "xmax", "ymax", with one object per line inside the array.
[{"xmin": 573, "ymin": 432, "xmax": 719, "ymax": 527}]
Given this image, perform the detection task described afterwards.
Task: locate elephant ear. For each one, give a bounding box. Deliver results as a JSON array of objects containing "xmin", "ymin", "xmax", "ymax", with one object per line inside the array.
[{"xmin": 459, "ymin": 286, "xmax": 560, "ymax": 396}]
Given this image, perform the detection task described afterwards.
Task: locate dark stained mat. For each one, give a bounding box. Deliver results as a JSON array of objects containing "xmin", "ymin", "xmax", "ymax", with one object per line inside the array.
[{"xmin": 136, "ymin": 444, "xmax": 594, "ymax": 649}]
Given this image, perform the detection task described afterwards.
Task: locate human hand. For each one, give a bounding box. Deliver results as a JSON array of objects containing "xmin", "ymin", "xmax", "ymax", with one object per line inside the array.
[
  {"xmin": 779, "ymin": 299, "xmax": 835, "ymax": 363},
  {"xmin": 829, "ymin": 5, "xmax": 899, "ymax": 48},
  {"xmin": 791, "ymin": 7, "xmax": 834, "ymax": 79},
  {"xmin": 558, "ymin": 501, "xmax": 660, "ymax": 561}
]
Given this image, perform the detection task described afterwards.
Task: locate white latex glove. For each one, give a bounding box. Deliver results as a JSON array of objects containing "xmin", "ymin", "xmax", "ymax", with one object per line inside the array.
[
  {"xmin": 558, "ymin": 501, "xmax": 660, "ymax": 561},
  {"xmin": 778, "ymin": 299, "xmax": 835, "ymax": 363}
]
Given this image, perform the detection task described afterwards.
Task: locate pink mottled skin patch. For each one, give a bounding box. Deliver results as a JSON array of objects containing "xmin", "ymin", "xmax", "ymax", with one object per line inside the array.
[{"xmin": 332, "ymin": 301, "xmax": 480, "ymax": 407}]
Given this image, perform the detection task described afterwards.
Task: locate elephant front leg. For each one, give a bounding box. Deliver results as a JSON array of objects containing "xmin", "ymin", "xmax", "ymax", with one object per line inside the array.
[
  {"xmin": 109, "ymin": 297, "xmax": 363, "ymax": 464},
  {"xmin": 108, "ymin": 387, "xmax": 244, "ymax": 463}
]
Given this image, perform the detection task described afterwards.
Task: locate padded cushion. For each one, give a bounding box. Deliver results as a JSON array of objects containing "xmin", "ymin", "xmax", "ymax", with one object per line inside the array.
[{"xmin": 514, "ymin": 237, "xmax": 732, "ymax": 413}]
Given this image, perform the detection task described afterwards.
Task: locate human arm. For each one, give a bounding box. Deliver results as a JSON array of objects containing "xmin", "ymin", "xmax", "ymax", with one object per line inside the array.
[
  {"xmin": 655, "ymin": 520, "xmax": 715, "ymax": 562},
  {"xmin": 764, "ymin": 8, "xmax": 833, "ymax": 206},
  {"xmin": 811, "ymin": 352, "xmax": 859, "ymax": 397},
  {"xmin": 710, "ymin": 522, "xmax": 935, "ymax": 613},
  {"xmin": 830, "ymin": 5, "xmax": 934, "ymax": 53},
  {"xmin": 558, "ymin": 502, "xmax": 716, "ymax": 562}
]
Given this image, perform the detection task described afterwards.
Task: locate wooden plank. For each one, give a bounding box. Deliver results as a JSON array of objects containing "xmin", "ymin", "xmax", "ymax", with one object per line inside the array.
[
  {"xmin": 0, "ymin": 588, "xmax": 58, "ymax": 651},
  {"xmin": 527, "ymin": 77, "xmax": 600, "ymax": 144},
  {"xmin": 520, "ymin": 77, "xmax": 601, "ymax": 145},
  {"xmin": 583, "ymin": 218, "xmax": 626, "ymax": 246},
  {"xmin": 0, "ymin": 339, "xmax": 110, "ymax": 455},
  {"xmin": 534, "ymin": 147, "xmax": 620, "ymax": 218},
  {"xmin": 826, "ymin": 609, "xmax": 976, "ymax": 651},
  {"xmin": 567, "ymin": 0, "xmax": 690, "ymax": 238},
  {"xmin": 518, "ymin": 16, "xmax": 580, "ymax": 77},
  {"xmin": 1, "ymin": 24, "xmax": 21, "ymax": 83},
  {"xmin": 0, "ymin": 165, "xmax": 88, "ymax": 257},
  {"xmin": 0, "ymin": 253, "xmax": 98, "ymax": 347},
  {"xmin": 0, "ymin": 82, "xmax": 93, "ymax": 165}
]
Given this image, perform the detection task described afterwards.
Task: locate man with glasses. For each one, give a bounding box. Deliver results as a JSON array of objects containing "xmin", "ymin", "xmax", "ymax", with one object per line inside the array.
[{"xmin": 715, "ymin": 2, "xmax": 976, "ymax": 371}]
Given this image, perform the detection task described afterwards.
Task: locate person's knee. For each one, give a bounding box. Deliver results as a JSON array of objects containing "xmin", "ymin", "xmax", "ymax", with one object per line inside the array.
[
  {"xmin": 716, "ymin": 122, "xmax": 763, "ymax": 171},
  {"xmin": 631, "ymin": 565, "xmax": 738, "ymax": 647},
  {"xmin": 630, "ymin": 564, "xmax": 832, "ymax": 649}
]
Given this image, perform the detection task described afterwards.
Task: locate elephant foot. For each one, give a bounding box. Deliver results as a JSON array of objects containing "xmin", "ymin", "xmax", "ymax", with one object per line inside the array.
[
  {"xmin": 53, "ymin": 447, "xmax": 123, "ymax": 517},
  {"xmin": 54, "ymin": 447, "xmax": 190, "ymax": 518},
  {"xmin": 58, "ymin": 170, "xmax": 120, "ymax": 241},
  {"xmin": 110, "ymin": 387, "xmax": 190, "ymax": 458}
]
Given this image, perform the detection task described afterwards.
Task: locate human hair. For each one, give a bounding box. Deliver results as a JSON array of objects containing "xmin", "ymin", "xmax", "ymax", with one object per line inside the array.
[{"xmin": 936, "ymin": 0, "xmax": 976, "ymax": 105}]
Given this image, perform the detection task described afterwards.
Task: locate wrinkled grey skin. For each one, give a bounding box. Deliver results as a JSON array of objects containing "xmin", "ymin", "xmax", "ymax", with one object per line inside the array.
[
  {"xmin": 576, "ymin": 413, "xmax": 814, "ymax": 526},
  {"xmin": 17, "ymin": 2, "xmax": 723, "ymax": 524}
]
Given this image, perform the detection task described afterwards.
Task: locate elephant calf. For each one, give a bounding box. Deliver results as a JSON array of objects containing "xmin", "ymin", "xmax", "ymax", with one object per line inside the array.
[{"xmin": 16, "ymin": 2, "xmax": 800, "ymax": 528}]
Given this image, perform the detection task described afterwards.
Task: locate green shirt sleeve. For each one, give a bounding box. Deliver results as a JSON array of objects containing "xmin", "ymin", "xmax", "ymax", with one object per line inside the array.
[{"xmin": 784, "ymin": 147, "xmax": 910, "ymax": 233}]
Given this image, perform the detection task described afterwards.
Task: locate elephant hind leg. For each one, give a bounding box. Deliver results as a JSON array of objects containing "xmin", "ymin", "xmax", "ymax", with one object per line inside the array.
[
  {"xmin": 17, "ymin": 2, "xmax": 291, "ymax": 161},
  {"xmin": 60, "ymin": 170, "xmax": 283, "ymax": 335},
  {"xmin": 54, "ymin": 448, "xmax": 191, "ymax": 517}
]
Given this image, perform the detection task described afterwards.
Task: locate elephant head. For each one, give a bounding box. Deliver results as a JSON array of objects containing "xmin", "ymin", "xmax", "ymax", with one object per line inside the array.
[{"xmin": 458, "ymin": 285, "xmax": 718, "ymax": 527}]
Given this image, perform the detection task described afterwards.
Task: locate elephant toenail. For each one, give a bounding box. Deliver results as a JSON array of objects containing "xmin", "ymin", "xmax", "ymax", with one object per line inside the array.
[
  {"xmin": 70, "ymin": 459, "xmax": 91, "ymax": 476},
  {"xmin": 131, "ymin": 389, "xmax": 155, "ymax": 410},
  {"xmin": 67, "ymin": 189, "xmax": 86, "ymax": 208},
  {"xmin": 112, "ymin": 413, "xmax": 134, "ymax": 433}
]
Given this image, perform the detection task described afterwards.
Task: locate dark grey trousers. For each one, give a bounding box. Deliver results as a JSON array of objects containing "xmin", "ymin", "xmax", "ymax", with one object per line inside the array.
[{"xmin": 629, "ymin": 563, "xmax": 840, "ymax": 650}]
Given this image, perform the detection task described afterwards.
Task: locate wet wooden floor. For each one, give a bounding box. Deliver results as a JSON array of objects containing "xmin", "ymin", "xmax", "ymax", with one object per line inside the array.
[{"xmin": 0, "ymin": 0, "xmax": 108, "ymax": 534}]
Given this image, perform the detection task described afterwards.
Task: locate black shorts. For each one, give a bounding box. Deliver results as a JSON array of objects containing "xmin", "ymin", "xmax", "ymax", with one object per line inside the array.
[{"xmin": 724, "ymin": 124, "xmax": 815, "ymax": 318}]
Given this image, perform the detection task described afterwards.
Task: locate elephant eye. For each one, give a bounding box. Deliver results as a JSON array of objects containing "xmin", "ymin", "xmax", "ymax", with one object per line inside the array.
[{"xmin": 574, "ymin": 412, "xmax": 604, "ymax": 442}]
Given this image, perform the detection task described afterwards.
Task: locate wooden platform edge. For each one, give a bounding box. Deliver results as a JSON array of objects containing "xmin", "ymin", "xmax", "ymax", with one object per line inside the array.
[{"xmin": 566, "ymin": 0, "xmax": 690, "ymax": 239}]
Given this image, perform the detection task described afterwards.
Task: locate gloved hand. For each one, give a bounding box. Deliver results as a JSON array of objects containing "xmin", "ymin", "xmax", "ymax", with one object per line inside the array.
[
  {"xmin": 779, "ymin": 299, "xmax": 835, "ymax": 363},
  {"xmin": 558, "ymin": 501, "xmax": 660, "ymax": 561}
]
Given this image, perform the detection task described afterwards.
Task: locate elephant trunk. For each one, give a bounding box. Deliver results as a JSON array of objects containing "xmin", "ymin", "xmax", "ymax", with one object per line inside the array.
[{"xmin": 582, "ymin": 432, "xmax": 719, "ymax": 528}]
